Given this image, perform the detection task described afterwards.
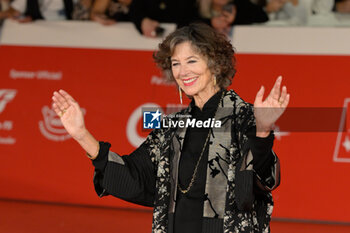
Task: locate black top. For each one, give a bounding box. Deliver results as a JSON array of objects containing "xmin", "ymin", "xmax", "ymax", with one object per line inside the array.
[{"xmin": 174, "ymin": 90, "xmax": 223, "ymax": 233}]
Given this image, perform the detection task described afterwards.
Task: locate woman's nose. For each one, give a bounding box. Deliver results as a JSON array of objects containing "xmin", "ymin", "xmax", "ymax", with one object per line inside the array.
[{"xmin": 178, "ymin": 64, "xmax": 189, "ymax": 77}]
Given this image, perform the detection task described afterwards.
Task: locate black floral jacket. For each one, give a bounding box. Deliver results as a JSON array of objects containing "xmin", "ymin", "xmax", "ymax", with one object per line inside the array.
[{"xmin": 93, "ymin": 90, "xmax": 280, "ymax": 233}]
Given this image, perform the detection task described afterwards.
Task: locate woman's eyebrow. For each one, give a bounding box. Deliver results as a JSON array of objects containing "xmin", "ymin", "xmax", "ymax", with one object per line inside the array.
[
  {"xmin": 171, "ymin": 56, "xmax": 198, "ymax": 62},
  {"xmin": 186, "ymin": 56, "xmax": 198, "ymax": 60}
]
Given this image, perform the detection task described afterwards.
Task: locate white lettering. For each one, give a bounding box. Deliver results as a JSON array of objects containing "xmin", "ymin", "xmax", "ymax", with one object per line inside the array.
[
  {"xmin": 0, "ymin": 136, "xmax": 16, "ymax": 144},
  {"xmin": 9, "ymin": 69, "xmax": 62, "ymax": 80},
  {"xmin": 203, "ymin": 119, "xmax": 211, "ymax": 128},
  {"xmin": 214, "ymin": 121, "xmax": 222, "ymax": 128},
  {"xmin": 150, "ymin": 76, "xmax": 175, "ymax": 86},
  {"xmin": 178, "ymin": 121, "xmax": 184, "ymax": 128},
  {"xmin": 162, "ymin": 119, "xmax": 169, "ymax": 128},
  {"xmin": 186, "ymin": 119, "xmax": 196, "ymax": 127},
  {"xmin": 10, "ymin": 69, "xmax": 35, "ymax": 79},
  {"xmin": 37, "ymin": 71, "xmax": 62, "ymax": 80}
]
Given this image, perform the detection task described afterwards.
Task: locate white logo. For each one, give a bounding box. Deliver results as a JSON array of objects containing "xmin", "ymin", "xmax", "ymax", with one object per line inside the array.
[
  {"xmin": 0, "ymin": 121, "xmax": 13, "ymax": 130},
  {"xmin": 333, "ymin": 98, "xmax": 350, "ymax": 163},
  {"xmin": 0, "ymin": 89, "xmax": 17, "ymax": 114},
  {"xmin": 38, "ymin": 106, "xmax": 86, "ymax": 141},
  {"xmin": 127, "ymin": 103, "xmax": 162, "ymax": 148},
  {"xmin": 143, "ymin": 110, "xmax": 162, "ymax": 129}
]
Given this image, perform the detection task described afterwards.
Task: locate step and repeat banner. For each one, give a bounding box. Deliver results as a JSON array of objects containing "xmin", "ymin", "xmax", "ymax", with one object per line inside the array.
[{"xmin": 1, "ymin": 20, "xmax": 350, "ymax": 223}]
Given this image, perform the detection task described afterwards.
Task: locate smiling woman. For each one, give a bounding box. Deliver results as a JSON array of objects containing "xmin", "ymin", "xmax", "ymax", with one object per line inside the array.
[
  {"xmin": 170, "ymin": 42, "xmax": 219, "ymax": 108},
  {"xmin": 51, "ymin": 23, "xmax": 289, "ymax": 233}
]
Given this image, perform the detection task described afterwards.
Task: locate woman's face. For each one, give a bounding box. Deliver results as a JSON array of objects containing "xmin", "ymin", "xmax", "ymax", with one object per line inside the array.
[{"xmin": 171, "ymin": 41, "xmax": 214, "ymax": 98}]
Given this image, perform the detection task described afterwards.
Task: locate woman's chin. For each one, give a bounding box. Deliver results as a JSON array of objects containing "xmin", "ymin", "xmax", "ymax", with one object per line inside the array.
[{"xmin": 182, "ymin": 89, "xmax": 197, "ymax": 97}]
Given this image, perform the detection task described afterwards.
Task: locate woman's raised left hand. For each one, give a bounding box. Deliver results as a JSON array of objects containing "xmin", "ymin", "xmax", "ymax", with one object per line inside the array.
[{"xmin": 253, "ymin": 76, "xmax": 290, "ymax": 137}]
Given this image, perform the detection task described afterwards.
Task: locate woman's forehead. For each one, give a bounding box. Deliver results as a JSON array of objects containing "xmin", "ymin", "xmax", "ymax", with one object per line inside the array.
[{"xmin": 171, "ymin": 42, "xmax": 202, "ymax": 59}]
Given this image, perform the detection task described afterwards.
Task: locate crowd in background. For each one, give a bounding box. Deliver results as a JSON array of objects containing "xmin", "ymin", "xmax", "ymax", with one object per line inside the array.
[{"xmin": 0, "ymin": 0, "xmax": 349, "ymax": 37}]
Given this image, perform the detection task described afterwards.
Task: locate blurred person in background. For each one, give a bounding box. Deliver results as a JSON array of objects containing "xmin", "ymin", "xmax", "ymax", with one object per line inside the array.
[
  {"xmin": 72, "ymin": 0, "xmax": 92, "ymax": 20},
  {"xmin": 197, "ymin": 0, "xmax": 285, "ymax": 34},
  {"xmin": 0, "ymin": 0, "xmax": 11, "ymax": 11},
  {"xmin": 72, "ymin": 0, "xmax": 131, "ymax": 24},
  {"xmin": 334, "ymin": 0, "xmax": 350, "ymax": 13},
  {"xmin": 0, "ymin": 0, "xmax": 76, "ymax": 22},
  {"xmin": 197, "ymin": 0, "xmax": 236, "ymax": 34},
  {"xmin": 265, "ymin": 0, "xmax": 335, "ymax": 24},
  {"xmin": 0, "ymin": 0, "xmax": 11, "ymax": 20},
  {"xmin": 90, "ymin": 0, "xmax": 131, "ymax": 25},
  {"xmin": 128, "ymin": 0, "xmax": 198, "ymax": 37}
]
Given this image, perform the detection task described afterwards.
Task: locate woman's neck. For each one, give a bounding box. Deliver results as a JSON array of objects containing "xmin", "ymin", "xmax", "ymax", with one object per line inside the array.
[{"xmin": 193, "ymin": 86, "xmax": 220, "ymax": 110}]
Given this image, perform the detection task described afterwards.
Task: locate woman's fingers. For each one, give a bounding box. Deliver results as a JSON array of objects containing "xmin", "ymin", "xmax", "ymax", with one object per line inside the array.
[
  {"xmin": 55, "ymin": 90, "xmax": 72, "ymax": 109},
  {"xmin": 270, "ymin": 75, "xmax": 282, "ymax": 101},
  {"xmin": 52, "ymin": 102, "xmax": 62, "ymax": 116},
  {"xmin": 282, "ymin": 93, "xmax": 290, "ymax": 108},
  {"xmin": 52, "ymin": 95, "xmax": 65, "ymax": 112},
  {"xmin": 59, "ymin": 89, "xmax": 76, "ymax": 103},
  {"xmin": 254, "ymin": 86, "xmax": 265, "ymax": 106},
  {"xmin": 278, "ymin": 86, "xmax": 288, "ymax": 104}
]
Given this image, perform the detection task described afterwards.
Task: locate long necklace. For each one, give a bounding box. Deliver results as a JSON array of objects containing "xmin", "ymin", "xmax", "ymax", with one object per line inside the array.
[{"xmin": 177, "ymin": 91, "xmax": 224, "ymax": 194}]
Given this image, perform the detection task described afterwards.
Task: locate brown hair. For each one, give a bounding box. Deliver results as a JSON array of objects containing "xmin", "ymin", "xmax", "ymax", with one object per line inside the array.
[{"xmin": 153, "ymin": 23, "xmax": 236, "ymax": 88}]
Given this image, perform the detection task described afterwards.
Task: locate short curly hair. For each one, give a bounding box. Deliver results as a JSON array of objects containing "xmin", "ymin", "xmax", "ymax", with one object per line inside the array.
[{"xmin": 153, "ymin": 23, "xmax": 236, "ymax": 88}]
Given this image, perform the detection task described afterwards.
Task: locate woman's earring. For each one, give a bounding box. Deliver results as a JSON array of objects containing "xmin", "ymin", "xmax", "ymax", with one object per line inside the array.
[
  {"xmin": 179, "ymin": 86, "xmax": 183, "ymax": 104},
  {"xmin": 213, "ymin": 76, "xmax": 217, "ymax": 87}
]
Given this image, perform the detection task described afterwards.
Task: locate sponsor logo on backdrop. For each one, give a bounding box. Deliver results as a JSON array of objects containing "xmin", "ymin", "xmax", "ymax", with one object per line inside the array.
[
  {"xmin": 0, "ymin": 89, "xmax": 17, "ymax": 144},
  {"xmin": 0, "ymin": 89, "xmax": 17, "ymax": 114},
  {"xmin": 9, "ymin": 69, "xmax": 62, "ymax": 80},
  {"xmin": 39, "ymin": 105, "xmax": 86, "ymax": 141},
  {"xmin": 333, "ymin": 98, "xmax": 350, "ymax": 163},
  {"xmin": 0, "ymin": 121, "xmax": 13, "ymax": 130},
  {"xmin": 150, "ymin": 75, "xmax": 175, "ymax": 86}
]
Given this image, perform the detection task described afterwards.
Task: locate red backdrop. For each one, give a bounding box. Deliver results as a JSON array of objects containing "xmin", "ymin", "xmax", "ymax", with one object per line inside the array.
[{"xmin": 1, "ymin": 44, "xmax": 350, "ymax": 223}]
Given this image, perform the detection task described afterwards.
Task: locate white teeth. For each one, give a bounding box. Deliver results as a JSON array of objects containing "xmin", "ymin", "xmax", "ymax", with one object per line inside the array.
[{"xmin": 183, "ymin": 77, "xmax": 197, "ymax": 84}]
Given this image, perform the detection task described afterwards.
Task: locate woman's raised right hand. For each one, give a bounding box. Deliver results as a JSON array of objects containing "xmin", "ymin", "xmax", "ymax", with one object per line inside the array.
[{"xmin": 52, "ymin": 90, "xmax": 87, "ymax": 140}]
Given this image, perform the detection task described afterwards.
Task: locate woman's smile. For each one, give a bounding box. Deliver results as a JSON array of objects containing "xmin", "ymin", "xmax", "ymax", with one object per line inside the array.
[{"xmin": 182, "ymin": 77, "xmax": 198, "ymax": 86}]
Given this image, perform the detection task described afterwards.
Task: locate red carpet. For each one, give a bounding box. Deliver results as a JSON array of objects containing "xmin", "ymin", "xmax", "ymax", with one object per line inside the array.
[{"xmin": 1, "ymin": 199, "xmax": 349, "ymax": 233}]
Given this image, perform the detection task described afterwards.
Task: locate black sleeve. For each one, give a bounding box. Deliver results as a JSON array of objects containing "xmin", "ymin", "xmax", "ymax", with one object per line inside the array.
[
  {"xmin": 92, "ymin": 137, "xmax": 158, "ymax": 207},
  {"xmin": 236, "ymin": 102, "xmax": 280, "ymax": 191},
  {"xmin": 247, "ymin": 131, "xmax": 275, "ymax": 180}
]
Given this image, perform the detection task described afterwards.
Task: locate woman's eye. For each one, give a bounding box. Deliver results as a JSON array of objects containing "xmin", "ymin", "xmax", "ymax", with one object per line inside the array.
[
  {"xmin": 172, "ymin": 63, "xmax": 179, "ymax": 67},
  {"xmin": 188, "ymin": 60, "xmax": 197, "ymax": 64}
]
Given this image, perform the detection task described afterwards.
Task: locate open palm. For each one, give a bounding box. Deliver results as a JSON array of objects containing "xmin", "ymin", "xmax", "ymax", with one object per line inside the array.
[
  {"xmin": 254, "ymin": 76, "xmax": 290, "ymax": 134},
  {"xmin": 52, "ymin": 90, "xmax": 86, "ymax": 140}
]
